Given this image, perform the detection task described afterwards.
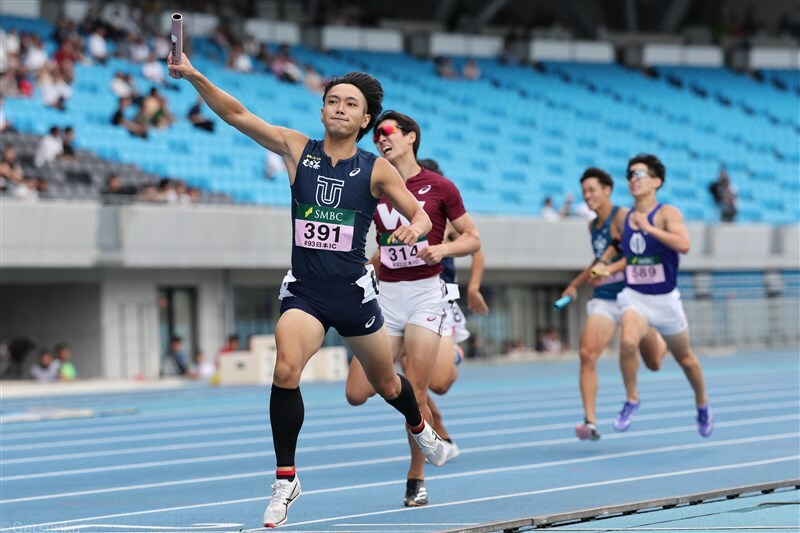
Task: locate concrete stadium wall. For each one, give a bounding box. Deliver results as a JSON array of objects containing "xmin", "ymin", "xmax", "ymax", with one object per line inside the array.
[
  {"xmin": 2, "ymin": 201, "xmax": 798, "ymax": 378},
  {"xmin": 2, "ymin": 201, "xmax": 798, "ymax": 271}
]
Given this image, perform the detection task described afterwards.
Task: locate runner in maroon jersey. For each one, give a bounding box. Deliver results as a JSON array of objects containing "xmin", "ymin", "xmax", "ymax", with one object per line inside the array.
[{"xmin": 345, "ymin": 111, "xmax": 481, "ymax": 507}]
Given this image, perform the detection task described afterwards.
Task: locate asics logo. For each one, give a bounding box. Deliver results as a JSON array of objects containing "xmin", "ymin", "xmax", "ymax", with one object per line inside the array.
[
  {"xmin": 365, "ymin": 316, "xmax": 376, "ymax": 328},
  {"xmin": 418, "ymin": 185, "xmax": 431, "ymax": 194},
  {"xmin": 427, "ymin": 316, "xmax": 437, "ymax": 322},
  {"xmin": 350, "ymin": 168, "xmax": 361, "ymax": 176}
]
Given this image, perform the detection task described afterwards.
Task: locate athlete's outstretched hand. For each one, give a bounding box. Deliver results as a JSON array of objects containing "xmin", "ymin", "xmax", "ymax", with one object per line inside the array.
[
  {"xmin": 167, "ymin": 52, "xmax": 196, "ymax": 80},
  {"xmin": 390, "ymin": 225, "xmax": 420, "ymax": 247},
  {"xmin": 467, "ymin": 288, "xmax": 489, "ymax": 315},
  {"xmin": 417, "ymin": 244, "xmax": 445, "ymax": 266}
]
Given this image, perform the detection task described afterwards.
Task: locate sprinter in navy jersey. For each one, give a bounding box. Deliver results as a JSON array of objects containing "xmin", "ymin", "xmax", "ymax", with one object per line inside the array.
[
  {"xmin": 169, "ymin": 56, "xmax": 447, "ymax": 528},
  {"xmin": 592, "ymin": 154, "xmax": 713, "ymax": 438},
  {"xmin": 561, "ymin": 167, "xmax": 666, "ymax": 442}
]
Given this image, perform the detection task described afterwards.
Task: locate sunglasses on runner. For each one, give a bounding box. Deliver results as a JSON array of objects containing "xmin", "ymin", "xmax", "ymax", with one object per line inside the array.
[
  {"xmin": 372, "ymin": 124, "xmax": 404, "ymax": 143},
  {"xmin": 627, "ymin": 168, "xmax": 652, "ymax": 181}
]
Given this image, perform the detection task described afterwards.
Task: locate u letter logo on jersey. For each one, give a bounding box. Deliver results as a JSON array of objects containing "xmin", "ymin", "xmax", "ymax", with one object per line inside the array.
[{"xmin": 316, "ymin": 175, "xmax": 345, "ymax": 207}]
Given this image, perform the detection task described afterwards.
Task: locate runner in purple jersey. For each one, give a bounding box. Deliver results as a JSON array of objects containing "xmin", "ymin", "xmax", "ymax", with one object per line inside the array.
[{"xmin": 591, "ymin": 154, "xmax": 713, "ymax": 438}]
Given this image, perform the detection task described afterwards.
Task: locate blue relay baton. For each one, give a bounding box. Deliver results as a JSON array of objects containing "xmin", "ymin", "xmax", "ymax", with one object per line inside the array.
[{"xmin": 552, "ymin": 295, "xmax": 572, "ymax": 310}]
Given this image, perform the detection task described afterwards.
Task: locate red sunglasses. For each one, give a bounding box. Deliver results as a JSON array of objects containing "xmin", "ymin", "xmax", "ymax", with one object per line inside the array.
[{"xmin": 372, "ymin": 124, "xmax": 404, "ymax": 143}]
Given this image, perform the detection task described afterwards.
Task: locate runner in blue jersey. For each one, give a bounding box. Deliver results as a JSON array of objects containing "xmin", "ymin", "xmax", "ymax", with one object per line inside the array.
[
  {"xmin": 169, "ymin": 55, "xmax": 447, "ymax": 528},
  {"xmin": 561, "ymin": 167, "xmax": 666, "ymax": 441},
  {"xmin": 591, "ymin": 154, "xmax": 713, "ymax": 437}
]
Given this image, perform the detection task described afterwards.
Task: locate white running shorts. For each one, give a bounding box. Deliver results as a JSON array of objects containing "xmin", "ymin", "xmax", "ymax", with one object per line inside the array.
[
  {"xmin": 587, "ymin": 297, "xmax": 622, "ymax": 324},
  {"xmin": 616, "ymin": 287, "xmax": 688, "ymax": 336},
  {"xmin": 379, "ymin": 275, "xmax": 447, "ymax": 337}
]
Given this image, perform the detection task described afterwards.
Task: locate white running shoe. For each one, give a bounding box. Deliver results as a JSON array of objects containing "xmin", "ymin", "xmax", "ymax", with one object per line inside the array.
[
  {"xmin": 263, "ymin": 476, "xmax": 301, "ymax": 528},
  {"xmin": 410, "ymin": 420, "xmax": 447, "ymax": 467},
  {"xmin": 443, "ymin": 439, "xmax": 461, "ymax": 460}
]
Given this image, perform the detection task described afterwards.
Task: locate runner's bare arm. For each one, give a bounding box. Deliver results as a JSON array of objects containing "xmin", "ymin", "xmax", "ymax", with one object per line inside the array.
[
  {"xmin": 168, "ymin": 53, "xmax": 307, "ymax": 175},
  {"xmin": 467, "ymin": 249, "xmax": 489, "ymax": 315},
  {"xmin": 631, "ymin": 205, "xmax": 690, "ymax": 254},
  {"xmin": 417, "ymin": 213, "xmax": 480, "ymax": 265}
]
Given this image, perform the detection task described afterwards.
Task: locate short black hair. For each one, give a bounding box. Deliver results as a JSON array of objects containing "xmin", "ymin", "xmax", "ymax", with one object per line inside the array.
[
  {"xmin": 323, "ymin": 72, "xmax": 383, "ymax": 141},
  {"xmin": 628, "ymin": 153, "xmax": 666, "ymax": 187},
  {"xmin": 418, "ymin": 158, "xmax": 442, "ymax": 175},
  {"xmin": 55, "ymin": 342, "xmax": 70, "ymax": 353},
  {"xmin": 375, "ymin": 110, "xmax": 421, "ymax": 156},
  {"xmin": 580, "ymin": 167, "xmax": 613, "ymax": 189}
]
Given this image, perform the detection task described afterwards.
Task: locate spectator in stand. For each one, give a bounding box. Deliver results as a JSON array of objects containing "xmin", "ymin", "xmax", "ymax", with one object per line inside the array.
[
  {"xmin": 265, "ymin": 150, "xmax": 287, "ymax": 180},
  {"xmin": 87, "ymin": 26, "xmax": 108, "ymax": 64},
  {"xmin": 212, "ymin": 23, "xmax": 233, "ymax": 53},
  {"xmin": 560, "ymin": 193, "xmax": 575, "ymax": 217},
  {"xmin": 436, "ymin": 56, "xmax": 457, "ymax": 79},
  {"xmin": 219, "ymin": 334, "xmax": 241, "ymax": 355},
  {"xmin": 143, "ymin": 52, "xmax": 166, "ymax": 83},
  {"xmin": 255, "ymin": 43, "xmax": 273, "ymax": 71},
  {"xmin": 174, "ymin": 179, "xmax": 192, "ymax": 205},
  {"xmin": 188, "ymin": 96, "xmax": 215, "ymax": 132},
  {"xmin": 540, "ymin": 197, "xmax": 560, "ymax": 221},
  {"xmin": 30, "ymin": 349, "xmax": 60, "ymax": 381},
  {"xmin": 302, "ymin": 64, "xmax": 325, "ymax": 94},
  {"xmin": 137, "ymin": 183, "xmax": 159, "ymax": 202},
  {"xmin": 243, "ymin": 34, "xmax": 259, "ymax": 57},
  {"xmin": 23, "ymin": 36, "xmax": 48, "ymax": 74},
  {"xmin": 227, "ymin": 45, "xmax": 253, "ymax": 73},
  {"xmin": 140, "ymin": 87, "xmax": 174, "ymax": 128},
  {"xmin": 34, "ymin": 126, "xmax": 64, "ymax": 168},
  {"xmin": 709, "ymin": 167, "xmax": 738, "ymax": 222},
  {"xmin": 190, "ymin": 349, "xmax": 216, "ymax": 380},
  {"xmin": 53, "ymin": 39, "xmax": 80, "ymax": 83},
  {"xmin": 157, "ymin": 177, "xmax": 178, "ymax": 203},
  {"xmin": 112, "ymin": 96, "xmax": 148, "ymax": 138},
  {"xmin": 4, "ymin": 29, "xmax": 21, "ymax": 58},
  {"xmin": 129, "ymin": 35, "xmax": 150, "ymax": 63},
  {"xmin": 187, "ymin": 186, "xmax": 201, "ymax": 203},
  {"xmin": 0, "ymin": 146, "xmax": 25, "ymax": 191},
  {"xmin": 12, "ymin": 176, "xmax": 42, "ymax": 202},
  {"xmin": 40, "ymin": 69, "xmax": 73, "ymax": 111},
  {"xmin": 161, "ymin": 335, "xmax": 188, "ymax": 376},
  {"xmin": 462, "ymin": 58, "xmax": 480, "ymax": 80},
  {"xmin": 61, "ymin": 126, "xmax": 76, "ymax": 159},
  {"xmin": 0, "ymin": 95, "xmax": 13, "ymax": 133},
  {"xmin": 541, "ymin": 327, "xmax": 564, "ymax": 354},
  {"xmin": 55, "ymin": 342, "xmax": 77, "ymax": 380},
  {"xmin": 151, "ymin": 33, "xmax": 170, "ymax": 60},
  {"xmin": 102, "ymin": 173, "xmax": 137, "ymax": 196}
]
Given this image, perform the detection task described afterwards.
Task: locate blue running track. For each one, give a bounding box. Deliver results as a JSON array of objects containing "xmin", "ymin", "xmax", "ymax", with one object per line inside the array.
[{"xmin": 1, "ymin": 349, "xmax": 798, "ymax": 532}]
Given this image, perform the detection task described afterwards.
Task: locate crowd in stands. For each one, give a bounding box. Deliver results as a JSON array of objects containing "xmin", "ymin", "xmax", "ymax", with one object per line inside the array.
[{"xmin": 0, "ymin": 338, "xmax": 77, "ymax": 382}]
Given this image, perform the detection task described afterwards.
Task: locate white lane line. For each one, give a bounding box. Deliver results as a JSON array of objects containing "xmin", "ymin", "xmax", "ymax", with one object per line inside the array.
[
  {"xmin": 3, "ymin": 385, "xmax": 797, "ymax": 453},
  {"xmin": 2, "ymin": 429, "xmax": 796, "ymax": 504},
  {"xmin": 5, "ymin": 455, "xmax": 796, "ymax": 532},
  {"xmin": 3, "ymin": 395, "xmax": 797, "ymax": 466},
  {"xmin": 282, "ymin": 456, "xmax": 800, "ymax": 527},
  {"xmin": 3, "ymin": 376, "xmax": 788, "ymax": 441},
  {"xmin": 2, "ymin": 412, "xmax": 797, "ymax": 481}
]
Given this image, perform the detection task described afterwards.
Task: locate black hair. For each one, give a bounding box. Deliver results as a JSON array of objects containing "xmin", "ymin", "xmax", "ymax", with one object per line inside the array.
[
  {"xmin": 55, "ymin": 342, "xmax": 70, "ymax": 353},
  {"xmin": 418, "ymin": 158, "xmax": 442, "ymax": 175},
  {"xmin": 580, "ymin": 167, "xmax": 613, "ymax": 190},
  {"xmin": 375, "ymin": 110, "xmax": 421, "ymax": 156},
  {"xmin": 628, "ymin": 153, "xmax": 666, "ymax": 188},
  {"xmin": 323, "ymin": 72, "xmax": 383, "ymax": 141}
]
